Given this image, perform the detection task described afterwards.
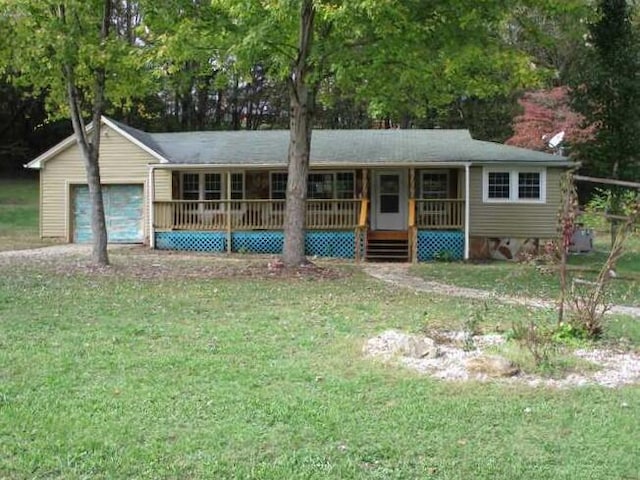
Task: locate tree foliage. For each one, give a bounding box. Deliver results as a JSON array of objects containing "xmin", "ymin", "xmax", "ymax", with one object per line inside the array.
[
  {"xmin": 506, "ymin": 87, "xmax": 592, "ymax": 152},
  {"xmin": 504, "ymin": 0, "xmax": 591, "ymax": 83},
  {"xmin": 570, "ymin": 0, "xmax": 640, "ymax": 181},
  {"xmin": 208, "ymin": 0, "xmax": 558, "ymax": 265},
  {"xmin": 0, "ymin": 0, "xmax": 149, "ymax": 264},
  {"xmin": 0, "ymin": 0, "xmax": 596, "ymax": 264}
]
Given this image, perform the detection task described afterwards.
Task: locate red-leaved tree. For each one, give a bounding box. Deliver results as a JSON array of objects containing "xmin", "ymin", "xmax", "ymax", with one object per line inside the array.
[{"xmin": 506, "ymin": 87, "xmax": 593, "ymax": 152}]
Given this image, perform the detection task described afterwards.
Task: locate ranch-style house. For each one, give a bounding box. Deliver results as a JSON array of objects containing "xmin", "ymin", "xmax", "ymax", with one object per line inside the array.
[{"xmin": 26, "ymin": 117, "xmax": 574, "ymax": 261}]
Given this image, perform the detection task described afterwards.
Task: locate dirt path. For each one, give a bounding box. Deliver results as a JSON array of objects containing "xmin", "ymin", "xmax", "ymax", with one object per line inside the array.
[
  {"xmin": 0, "ymin": 244, "xmax": 91, "ymax": 259},
  {"xmin": 363, "ymin": 263, "xmax": 640, "ymax": 319}
]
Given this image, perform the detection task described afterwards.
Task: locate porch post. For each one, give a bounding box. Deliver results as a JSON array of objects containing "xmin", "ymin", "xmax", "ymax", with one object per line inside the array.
[
  {"xmin": 359, "ymin": 169, "xmax": 369, "ymax": 262},
  {"xmin": 409, "ymin": 168, "xmax": 416, "ymax": 263},
  {"xmin": 226, "ymin": 171, "xmax": 232, "ymax": 253},
  {"xmin": 362, "ymin": 169, "xmax": 368, "ymax": 198},
  {"xmin": 464, "ymin": 163, "xmax": 470, "ymax": 260},
  {"xmin": 409, "ymin": 168, "xmax": 415, "ymax": 198},
  {"xmin": 148, "ymin": 166, "xmax": 155, "ymax": 249}
]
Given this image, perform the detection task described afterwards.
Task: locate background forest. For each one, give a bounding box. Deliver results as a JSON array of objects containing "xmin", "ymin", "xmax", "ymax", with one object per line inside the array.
[{"xmin": 0, "ymin": 0, "xmax": 637, "ymax": 184}]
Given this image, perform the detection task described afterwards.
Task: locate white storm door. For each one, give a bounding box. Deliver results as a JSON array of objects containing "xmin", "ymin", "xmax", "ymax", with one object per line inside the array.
[{"xmin": 373, "ymin": 171, "xmax": 407, "ymax": 230}]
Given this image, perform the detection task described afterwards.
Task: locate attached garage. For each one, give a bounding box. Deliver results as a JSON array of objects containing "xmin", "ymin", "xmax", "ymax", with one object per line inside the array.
[
  {"xmin": 25, "ymin": 117, "xmax": 169, "ymax": 244},
  {"xmin": 72, "ymin": 184, "xmax": 144, "ymax": 243}
]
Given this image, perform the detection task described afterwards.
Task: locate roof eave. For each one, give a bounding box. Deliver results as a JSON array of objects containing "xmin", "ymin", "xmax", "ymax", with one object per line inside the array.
[
  {"xmin": 25, "ymin": 135, "xmax": 77, "ymax": 169},
  {"xmin": 24, "ymin": 116, "xmax": 171, "ymax": 170},
  {"xmin": 101, "ymin": 117, "xmax": 170, "ymax": 163},
  {"xmin": 475, "ymin": 159, "xmax": 576, "ymax": 167},
  {"xmin": 150, "ymin": 160, "xmax": 475, "ymax": 169}
]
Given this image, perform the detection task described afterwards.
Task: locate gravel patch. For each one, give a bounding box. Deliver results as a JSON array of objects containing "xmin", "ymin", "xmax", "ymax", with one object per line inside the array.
[
  {"xmin": 364, "ymin": 329, "xmax": 640, "ymax": 389},
  {"xmin": 0, "ymin": 244, "xmax": 94, "ymax": 259}
]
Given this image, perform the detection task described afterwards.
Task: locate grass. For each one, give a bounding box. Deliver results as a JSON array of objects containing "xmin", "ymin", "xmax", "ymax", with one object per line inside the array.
[
  {"xmin": 410, "ymin": 235, "xmax": 640, "ymax": 308},
  {"xmin": 0, "ymin": 179, "xmax": 639, "ymax": 478},
  {"xmin": 0, "ymin": 257, "xmax": 639, "ymax": 479},
  {"xmin": 0, "ymin": 178, "xmax": 59, "ymax": 251}
]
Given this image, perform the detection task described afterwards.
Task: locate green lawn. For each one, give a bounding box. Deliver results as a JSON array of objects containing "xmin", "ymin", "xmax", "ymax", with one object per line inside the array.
[
  {"xmin": 0, "ymin": 178, "xmax": 57, "ymax": 251},
  {"xmin": 0, "ymin": 179, "xmax": 639, "ymax": 478},
  {"xmin": 1, "ymin": 253, "xmax": 639, "ymax": 479},
  {"xmin": 410, "ymin": 235, "xmax": 640, "ymax": 308}
]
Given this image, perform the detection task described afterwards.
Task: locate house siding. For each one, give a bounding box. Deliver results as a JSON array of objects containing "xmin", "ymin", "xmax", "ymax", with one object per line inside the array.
[
  {"xmin": 469, "ymin": 166, "xmax": 563, "ymax": 238},
  {"xmin": 153, "ymin": 169, "xmax": 172, "ymax": 201},
  {"xmin": 40, "ymin": 125, "xmax": 158, "ymax": 241}
]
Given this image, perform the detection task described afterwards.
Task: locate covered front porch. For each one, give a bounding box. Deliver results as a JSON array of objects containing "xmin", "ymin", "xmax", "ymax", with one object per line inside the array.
[{"xmin": 150, "ymin": 166, "xmax": 469, "ymax": 262}]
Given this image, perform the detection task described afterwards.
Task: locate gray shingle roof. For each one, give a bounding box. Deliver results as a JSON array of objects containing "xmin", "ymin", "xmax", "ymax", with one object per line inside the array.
[
  {"xmin": 107, "ymin": 118, "xmax": 168, "ymax": 160},
  {"xmin": 109, "ymin": 119, "xmax": 573, "ymax": 167}
]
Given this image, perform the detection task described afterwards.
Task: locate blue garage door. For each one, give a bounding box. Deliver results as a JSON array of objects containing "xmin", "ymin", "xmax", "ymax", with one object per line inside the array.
[{"xmin": 73, "ymin": 184, "xmax": 144, "ymax": 243}]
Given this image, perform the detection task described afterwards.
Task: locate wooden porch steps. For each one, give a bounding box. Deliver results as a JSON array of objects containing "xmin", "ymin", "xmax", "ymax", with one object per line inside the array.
[{"xmin": 366, "ymin": 230, "xmax": 409, "ymax": 262}]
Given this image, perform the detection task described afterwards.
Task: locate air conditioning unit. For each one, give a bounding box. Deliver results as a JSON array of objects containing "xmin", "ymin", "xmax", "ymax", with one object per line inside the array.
[{"xmin": 569, "ymin": 227, "xmax": 594, "ymax": 253}]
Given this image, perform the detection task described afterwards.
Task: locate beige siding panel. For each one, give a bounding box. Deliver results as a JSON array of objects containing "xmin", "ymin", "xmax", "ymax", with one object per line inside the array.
[
  {"xmin": 152, "ymin": 169, "xmax": 173, "ymax": 229},
  {"xmin": 40, "ymin": 126, "xmax": 158, "ymax": 240},
  {"xmin": 469, "ymin": 167, "xmax": 563, "ymax": 238},
  {"xmin": 153, "ymin": 169, "xmax": 172, "ymax": 201}
]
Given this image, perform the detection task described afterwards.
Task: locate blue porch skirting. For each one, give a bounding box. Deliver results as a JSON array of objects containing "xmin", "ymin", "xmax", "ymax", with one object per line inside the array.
[
  {"xmin": 417, "ymin": 230, "xmax": 464, "ymax": 261},
  {"xmin": 156, "ymin": 230, "xmax": 464, "ymax": 261},
  {"xmin": 155, "ymin": 230, "xmax": 356, "ymax": 259}
]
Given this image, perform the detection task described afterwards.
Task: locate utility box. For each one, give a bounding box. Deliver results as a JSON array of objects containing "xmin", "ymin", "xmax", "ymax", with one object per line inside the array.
[{"xmin": 569, "ymin": 227, "xmax": 594, "ymax": 253}]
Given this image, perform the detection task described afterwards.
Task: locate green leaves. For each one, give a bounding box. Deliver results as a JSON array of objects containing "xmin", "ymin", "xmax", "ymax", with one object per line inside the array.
[
  {"xmin": 570, "ymin": 0, "xmax": 640, "ymax": 181},
  {"xmin": 0, "ymin": 0, "xmax": 152, "ymax": 119}
]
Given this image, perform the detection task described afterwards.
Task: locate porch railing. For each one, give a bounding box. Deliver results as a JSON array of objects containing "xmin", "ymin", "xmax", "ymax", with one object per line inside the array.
[
  {"xmin": 414, "ymin": 199, "xmax": 464, "ymax": 229},
  {"xmin": 154, "ymin": 199, "xmax": 362, "ymax": 230}
]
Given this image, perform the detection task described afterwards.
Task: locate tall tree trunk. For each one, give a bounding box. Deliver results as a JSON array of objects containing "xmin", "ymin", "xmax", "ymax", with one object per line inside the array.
[
  {"xmin": 282, "ymin": 0, "xmax": 315, "ymax": 267},
  {"xmin": 63, "ymin": 0, "xmax": 112, "ymax": 266}
]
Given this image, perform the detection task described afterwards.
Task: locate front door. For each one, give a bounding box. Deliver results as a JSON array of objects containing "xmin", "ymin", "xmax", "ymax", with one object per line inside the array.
[{"xmin": 372, "ymin": 170, "xmax": 407, "ymax": 230}]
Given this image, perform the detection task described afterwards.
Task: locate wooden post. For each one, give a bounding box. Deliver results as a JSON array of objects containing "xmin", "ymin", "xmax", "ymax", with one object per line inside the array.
[
  {"xmin": 226, "ymin": 171, "xmax": 232, "ymax": 253},
  {"xmin": 361, "ymin": 170, "xmax": 369, "ymax": 262},
  {"xmin": 409, "ymin": 168, "xmax": 416, "ymax": 263},
  {"xmin": 409, "ymin": 168, "xmax": 415, "ymax": 198},
  {"xmin": 362, "ymin": 169, "xmax": 369, "ymax": 198}
]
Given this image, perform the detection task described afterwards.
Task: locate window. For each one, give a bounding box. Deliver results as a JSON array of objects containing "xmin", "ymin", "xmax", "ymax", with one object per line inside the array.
[
  {"xmin": 336, "ymin": 172, "xmax": 355, "ymax": 199},
  {"xmin": 230, "ymin": 173, "xmax": 244, "ymax": 210},
  {"xmin": 270, "ymin": 171, "xmax": 355, "ymax": 200},
  {"xmin": 487, "ymin": 172, "xmax": 510, "ymax": 200},
  {"xmin": 483, "ymin": 168, "xmax": 546, "ymax": 203},
  {"xmin": 420, "ymin": 171, "xmax": 449, "ymax": 200},
  {"xmin": 182, "ymin": 173, "xmax": 200, "ymax": 201},
  {"xmin": 518, "ymin": 172, "xmax": 541, "ymax": 199},
  {"xmin": 270, "ymin": 172, "xmax": 288, "ymax": 200},
  {"xmin": 308, "ymin": 173, "xmax": 334, "ymax": 199},
  {"xmin": 180, "ymin": 172, "xmax": 244, "ymax": 210},
  {"xmin": 203, "ymin": 173, "xmax": 221, "ymax": 201}
]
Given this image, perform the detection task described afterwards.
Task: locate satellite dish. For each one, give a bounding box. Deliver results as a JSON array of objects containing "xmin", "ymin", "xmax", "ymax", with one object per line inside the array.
[{"xmin": 548, "ymin": 131, "xmax": 565, "ymax": 148}]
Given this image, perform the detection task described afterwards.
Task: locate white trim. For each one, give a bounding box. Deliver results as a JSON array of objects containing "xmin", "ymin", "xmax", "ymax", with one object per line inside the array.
[
  {"xmin": 27, "ymin": 135, "xmax": 78, "ymax": 169},
  {"xmin": 150, "ymin": 161, "xmax": 476, "ymax": 170},
  {"xmin": 149, "ymin": 166, "xmax": 156, "ymax": 248},
  {"xmin": 482, "ymin": 166, "xmax": 547, "ymax": 204},
  {"xmin": 65, "ymin": 180, "xmax": 72, "ymax": 243},
  {"xmin": 26, "ymin": 116, "xmax": 170, "ymax": 169},
  {"xmin": 101, "ymin": 117, "xmax": 170, "ymax": 164},
  {"xmin": 464, "ymin": 164, "xmax": 470, "ymax": 260}
]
